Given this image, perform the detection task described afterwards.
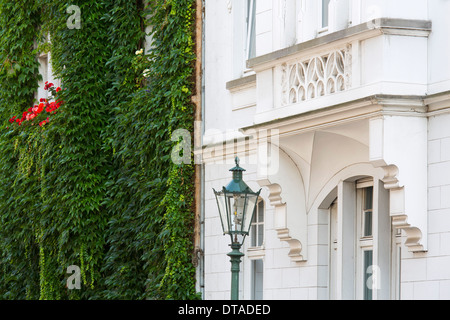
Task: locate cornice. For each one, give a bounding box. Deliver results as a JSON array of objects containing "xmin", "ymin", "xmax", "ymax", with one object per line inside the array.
[
  {"xmin": 240, "ymin": 94, "xmax": 427, "ymax": 137},
  {"xmin": 247, "ymin": 18, "xmax": 432, "ymax": 71}
]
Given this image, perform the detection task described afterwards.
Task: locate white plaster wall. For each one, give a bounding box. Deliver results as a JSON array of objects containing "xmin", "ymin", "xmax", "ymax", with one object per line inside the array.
[
  {"xmin": 399, "ymin": 112, "xmax": 450, "ymax": 299},
  {"xmin": 360, "ymin": 0, "xmax": 428, "ymax": 23},
  {"xmin": 428, "ymin": 0, "xmax": 450, "ymax": 94},
  {"xmin": 205, "ymin": 1, "xmax": 251, "ymax": 134},
  {"xmin": 395, "ymin": 112, "xmax": 450, "ymax": 299},
  {"xmin": 360, "ymin": 34, "xmax": 428, "ymax": 95}
]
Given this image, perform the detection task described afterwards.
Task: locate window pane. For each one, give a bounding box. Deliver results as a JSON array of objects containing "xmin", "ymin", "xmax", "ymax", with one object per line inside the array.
[
  {"xmin": 257, "ymin": 224, "xmax": 264, "ymax": 247},
  {"xmin": 214, "ymin": 190, "xmax": 229, "ymax": 234},
  {"xmin": 252, "ymin": 260, "xmax": 264, "ymax": 300},
  {"xmin": 364, "ymin": 187, "xmax": 373, "ymax": 210},
  {"xmin": 250, "ymin": 200, "xmax": 264, "ymax": 247},
  {"xmin": 247, "ymin": 0, "xmax": 256, "ymax": 59},
  {"xmin": 364, "ymin": 210, "xmax": 373, "ymax": 237},
  {"xmin": 363, "ymin": 187, "xmax": 373, "ymax": 237},
  {"xmin": 364, "ymin": 250, "xmax": 373, "ymax": 300},
  {"xmin": 258, "ymin": 200, "xmax": 264, "ymax": 222},
  {"xmin": 322, "ymin": 0, "xmax": 331, "ymax": 28},
  {"xmin": 251, "ymin": 225, "xmax": 257, "ymax": 247},
  {"xmin": 243, "ymin": 193, "xmax": 258, "ymax": 234}
]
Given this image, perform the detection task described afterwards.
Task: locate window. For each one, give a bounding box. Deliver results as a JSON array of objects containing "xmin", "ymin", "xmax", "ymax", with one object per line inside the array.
[
  {"xmin": 362, "ymin": 187, "xmax": 373, "ymax": 237},
  {"xmin": 251, "ymin": 260, "xmax": 263, "ymax": 300},
  {"xmin": 323, "ymin": 176, "xmax": 395, "ymax": 300},
  {"xmin": 251, "ymin": 200, "xmax": 264, "ymax": 247},
  {"xmin": 245, "ymin": 0, "xmax": 256, "ymax": 61},
  {"xmin": 249, "ymin": 199, "xmax": 264, "ymax": 300},
  {"xmin": 37, "ymin": 35, "xmax": 60, "ymax": 102},
  {"xmin": 321, "ymin": 0, "xmax": 331, "ymax": 29},
  {"xmin": 357, "ymin": 182, "xmax": 374, "ymax": 300},
  {"xmin": 37, "ymin": 53, "xmax": 49, "ymax": 101},
  {"xmin": 232, "ymin": 0, "xmax": 256, "ymax": 77}
]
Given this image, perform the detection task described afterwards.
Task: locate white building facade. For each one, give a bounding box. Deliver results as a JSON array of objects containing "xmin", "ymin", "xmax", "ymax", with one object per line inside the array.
[{"xmin": 199, "ymin": 0, "xmax": 450, "ymax": 300}]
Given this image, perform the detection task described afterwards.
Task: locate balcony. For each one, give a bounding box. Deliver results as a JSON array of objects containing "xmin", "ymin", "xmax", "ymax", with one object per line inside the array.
[{"xmin": 228, "ymin": 18, "xmax": 432, "ymax": 125}]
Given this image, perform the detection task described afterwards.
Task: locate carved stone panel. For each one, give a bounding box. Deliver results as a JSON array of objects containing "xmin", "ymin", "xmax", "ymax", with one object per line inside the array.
[{"xmin": 282, "ymin": 45, "xmax": 352, "ymax": 106}]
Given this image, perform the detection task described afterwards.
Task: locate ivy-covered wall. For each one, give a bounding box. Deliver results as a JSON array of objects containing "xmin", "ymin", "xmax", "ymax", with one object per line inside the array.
[{"xmin": 0, "ymin": 0, "xmax": 198, "ymax": 300}]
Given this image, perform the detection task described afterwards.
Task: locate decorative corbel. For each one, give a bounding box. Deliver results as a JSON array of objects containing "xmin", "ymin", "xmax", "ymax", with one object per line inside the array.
[
  {"xmin": 257, "ymin": 180, "xmax": 305, "ymax": 263},
  {"xmin": 379, "ymin": 165, "xmax": 425, "ymax": 252}
]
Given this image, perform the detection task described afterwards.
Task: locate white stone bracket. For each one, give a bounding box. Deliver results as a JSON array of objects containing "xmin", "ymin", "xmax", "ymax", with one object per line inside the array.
[
  {"xmin": 257, "ymin": 180, "xmax": 305, "ymax": 263},
  {"xmin": 370, "ymin": 115, "xmax": 428, "ymax": 252}
]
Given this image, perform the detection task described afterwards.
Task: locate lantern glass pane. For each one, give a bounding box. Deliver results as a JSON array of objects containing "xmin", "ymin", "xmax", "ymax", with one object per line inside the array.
[
  {"xmin": 242, "ymin": 193, "xmax": 258, "ymax": 234},
  {"xmin": 228, "ymin": 194, "xmax": 245, "ymax": 233},
  {"xmin": 214, "ymin": 190, "xmax": 229, "ymax": 234}
]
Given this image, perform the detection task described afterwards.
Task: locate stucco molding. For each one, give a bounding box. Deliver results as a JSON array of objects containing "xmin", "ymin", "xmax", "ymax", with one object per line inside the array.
[
  {"xmin": 375, "ymin": 164, "xmax": 426, "ymax": 253},
  {"xmin": 256, "ymin": 180, "xmax": 305, "ymax": 263},
  {"xmin": 247, "ymin": 18, "xmax": 431, "ymax": 70}
]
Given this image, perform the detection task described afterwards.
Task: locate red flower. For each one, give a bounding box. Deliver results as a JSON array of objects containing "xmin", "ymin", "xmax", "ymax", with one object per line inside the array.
[{"xmin": 8, "ymin": 90, "xmax": 64, "ymax": 129}]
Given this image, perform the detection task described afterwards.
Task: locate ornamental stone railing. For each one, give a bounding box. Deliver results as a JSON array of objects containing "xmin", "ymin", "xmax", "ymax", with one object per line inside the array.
[{"xmin": 282, "ymin": 45, "xmax": 352, "ymax": 106}]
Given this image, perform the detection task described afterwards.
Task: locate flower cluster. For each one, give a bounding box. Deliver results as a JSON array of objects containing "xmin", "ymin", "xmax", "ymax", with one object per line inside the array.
[
  {"xmin": 133, "ymin": 47, "xmax": 151, "ymax": 83},
  {"xmin": 8, "ymin": 82, "xmax": 63, "ymax": 128}
]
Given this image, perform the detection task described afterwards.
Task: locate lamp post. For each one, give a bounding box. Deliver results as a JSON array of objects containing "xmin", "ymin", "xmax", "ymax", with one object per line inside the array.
[{"xmin": 213, "ymin": 157, "xmax": 261, "ymax": 300}]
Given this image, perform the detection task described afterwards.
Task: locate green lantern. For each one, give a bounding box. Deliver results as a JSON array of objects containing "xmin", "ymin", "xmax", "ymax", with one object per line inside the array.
[{"xmin": 213, "ymin": 157, "xmax": 261, "ymax": 300}]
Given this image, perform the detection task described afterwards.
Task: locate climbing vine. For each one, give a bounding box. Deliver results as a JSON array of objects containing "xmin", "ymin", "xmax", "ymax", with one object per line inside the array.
[{"xmin": 0, "ymin": 0, "xmax": 198, "ymax": 300}]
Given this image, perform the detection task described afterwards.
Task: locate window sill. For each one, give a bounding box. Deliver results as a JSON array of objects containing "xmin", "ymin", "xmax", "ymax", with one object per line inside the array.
[
  {"xmin": 317, "ymin": 26, "xmax": 329, "ymax": 35},
  {"xmin": 226, "ymin": 73, "xmax": 256, "ymax": 92},
  {"xmin": 247, "ymin": 246, "xmax": 265, "ymax": 260}
]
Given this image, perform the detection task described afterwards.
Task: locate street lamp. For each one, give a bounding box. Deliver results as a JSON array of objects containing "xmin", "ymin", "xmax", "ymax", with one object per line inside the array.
[{"xmin": 213, "ymin": 157, "xmax": 261, "ymax": 300}]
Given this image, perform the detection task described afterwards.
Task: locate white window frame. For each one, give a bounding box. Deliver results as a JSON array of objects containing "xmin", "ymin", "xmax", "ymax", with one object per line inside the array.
[
  {"xmin": 250, "ymin": 198, "xmax": 264, "ymax": 249},
  {"xmin": 391, "ymin": 225, "xmax": 402, "ymax": 300},
  {"xmin": 323, "ymin": 174, "xmax": 396, "ymax": 300},
  {"xmin": 36, "ymin": 34, "xmax": 60, "ymax": 102},
  {"xmin": 245, "ymin": 198, "xmax": 265, "ymax": 300},
  {"xmin": 245, "ymin": 0, "xmax": 256, "ymax": 62},
  {"xmin": 37, "ymin": 53, "xmax": 49, "ymax": 101},
  {"xmin": 326, "ymin": 177, "xmax": 394, "ymax": 300},
  {"xmin": 356, "ymin": 179, "xmax": 374, "ymax": 300},
  {"xmin": 232, "ymin": 0, "xmax": 256, "ymax": 77},
  {"xmin": 318, "ymin": 0, "xmax": 331, "ymax": 34},
  {"xmin": 250, "ymin": 259, "xmax": 264, "ymax": 300}
]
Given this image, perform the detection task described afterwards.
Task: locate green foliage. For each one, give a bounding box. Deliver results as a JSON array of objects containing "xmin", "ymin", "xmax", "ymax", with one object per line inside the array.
[{"xmin": 0, "ymin": 0, "xmax": 198, "ymax": 300}]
